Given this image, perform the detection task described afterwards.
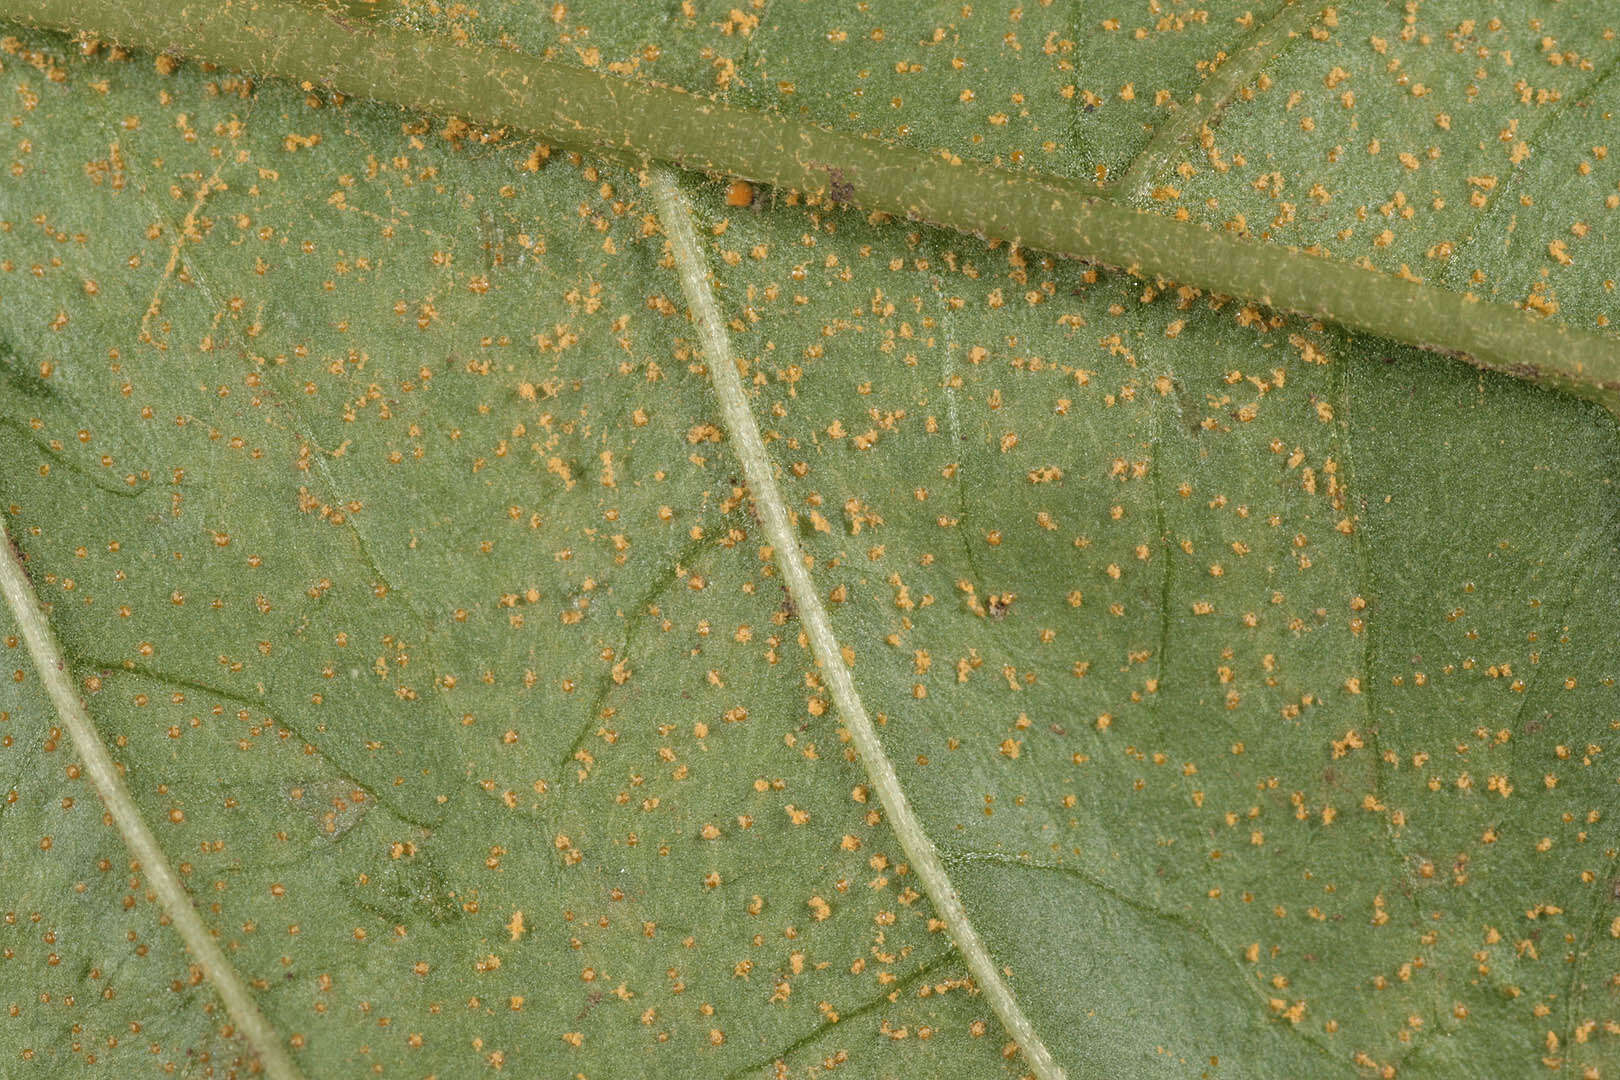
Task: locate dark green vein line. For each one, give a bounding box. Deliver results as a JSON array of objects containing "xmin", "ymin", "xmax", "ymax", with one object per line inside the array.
[
  {"xmin": 552, "ymin": 530, "xmax": 709, "ymax": 778},
  {"xmin": 61, "ymin": 651, "xmax": 438, "ymax": 831},
  {"xmin": 0, "ymin": 416, "xmax": 151, "ymax": 499},
  {"xmin": 1334, "ymin": 352, "xmax": 1424, "ymax": 922},
  {"xmin": 720, "ymin": 949, "xmax": 956, "ymax": 1080},
  {"xmin": 1150, "ymin": 408, "xmax": 1175, "ymax": 726},
  {"xmin": 939, "ymin": 846, "xmax": 1338, "ymax": 1060}
]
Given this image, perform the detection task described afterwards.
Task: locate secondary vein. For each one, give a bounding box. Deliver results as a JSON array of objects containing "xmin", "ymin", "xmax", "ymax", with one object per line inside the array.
[
  {"xmin": 1110, "ymin": 0, "xmax": 1325, "ymax": 200},
  {"xmin": 649, "ymin": 165, "xmax": 1068, "ymax": 1080},
  {"xmin": 0, "ymin": 518, "xmax": 305, "ymax": 1080}
]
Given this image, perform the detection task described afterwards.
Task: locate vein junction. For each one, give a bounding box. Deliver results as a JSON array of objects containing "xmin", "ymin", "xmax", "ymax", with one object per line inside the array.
[
  {"xmin": 649, "ymin": 165, "xmax": 1069, "ymax": 1080},
  {"xmin": 0, "ymin": 520, "xmax": 305, "ymax": 1080}
]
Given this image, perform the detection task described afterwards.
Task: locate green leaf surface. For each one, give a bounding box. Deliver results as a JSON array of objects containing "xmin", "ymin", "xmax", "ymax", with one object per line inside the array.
[{"xmin": 1, "ymin": 2, "xmax": 1618, "ymax": 1078}]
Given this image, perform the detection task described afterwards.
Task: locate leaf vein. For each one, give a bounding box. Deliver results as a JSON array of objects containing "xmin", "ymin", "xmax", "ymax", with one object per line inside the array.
[{"xmin": 650, "ymin": 164, "xmax": 1067, "ymax": 1080}]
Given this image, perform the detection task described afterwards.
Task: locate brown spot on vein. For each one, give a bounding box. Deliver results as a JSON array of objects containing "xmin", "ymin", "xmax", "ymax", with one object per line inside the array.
[{"xmin": 824, "ymin": 167, "xmax": 855, "ymax": 205}]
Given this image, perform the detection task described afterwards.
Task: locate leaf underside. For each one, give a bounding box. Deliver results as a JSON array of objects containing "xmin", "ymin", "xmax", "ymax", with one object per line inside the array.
[{"xmin": 1, "ymin": 3, "xmax": 1619, "ymax": 1079}]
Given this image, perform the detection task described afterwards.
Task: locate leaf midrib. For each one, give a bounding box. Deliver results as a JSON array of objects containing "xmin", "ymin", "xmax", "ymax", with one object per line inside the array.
[{"xmin": 3, "ymin": 0, "xmax": 1619, "ymax": 412}]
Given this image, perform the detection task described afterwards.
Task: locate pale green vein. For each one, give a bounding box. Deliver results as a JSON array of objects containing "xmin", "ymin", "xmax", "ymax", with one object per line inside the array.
[
  {"xmin": 2, "ymin": 0, "xmax": 1619, "ymax": 413},
  {"xmin": 1110, "ymin": 0, "xmax": 1326, "ymax": 200},
  {"xmin": 649, "ymin": 165, "xmax": 1067, "ymax": 1080},
  {"xmin": 0, "ymin": 519, "xmax": 305, "ymax": 1080}
]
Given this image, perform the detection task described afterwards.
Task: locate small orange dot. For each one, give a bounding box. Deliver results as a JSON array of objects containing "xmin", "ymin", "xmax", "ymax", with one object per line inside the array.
[{"xmin": 725, "ymin": 180, "xmax": 754, "ymax": 207}]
